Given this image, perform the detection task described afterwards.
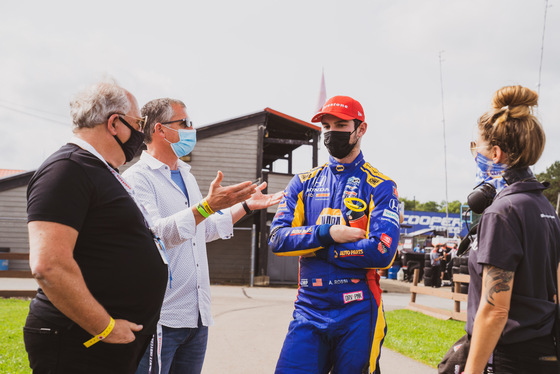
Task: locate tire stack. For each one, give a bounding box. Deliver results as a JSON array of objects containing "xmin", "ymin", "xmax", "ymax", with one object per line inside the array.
[
  {"xmin": 452, "ymin": 256, "xmax": 469, "ymax": 294},
  {"xmin": 406, "ymin": 260, "xmax": 422, "ymax": 283},
  {"xmin": 423, "ymin": 253, "xmax": 433, "ymax": 287}
]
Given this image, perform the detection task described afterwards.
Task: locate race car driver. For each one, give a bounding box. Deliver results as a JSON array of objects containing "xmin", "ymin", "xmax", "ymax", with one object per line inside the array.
[{"xmin": 269, "ymin": 95, "xmax": 400, "ymax": 374}]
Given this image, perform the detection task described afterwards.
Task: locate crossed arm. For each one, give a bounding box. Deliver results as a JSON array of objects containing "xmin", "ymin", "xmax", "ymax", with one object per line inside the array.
[{"xmin": 464, "ymin": 265, "xmax": 514, "ymax": 374}]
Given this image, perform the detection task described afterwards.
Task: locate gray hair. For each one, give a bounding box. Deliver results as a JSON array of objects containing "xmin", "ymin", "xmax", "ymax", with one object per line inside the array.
[
  {"xmin": 141, "ymin": 98, "xmax": 186, "ymax": 143},
  {"xmin": 69, "ymin": 81, "xmax": 131, "ymax": 131}
]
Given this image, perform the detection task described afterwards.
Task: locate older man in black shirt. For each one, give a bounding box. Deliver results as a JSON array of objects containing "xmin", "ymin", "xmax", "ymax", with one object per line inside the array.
[{"xmin": 24, "ymin": 81, "xmax": 168, "ymax": 373}]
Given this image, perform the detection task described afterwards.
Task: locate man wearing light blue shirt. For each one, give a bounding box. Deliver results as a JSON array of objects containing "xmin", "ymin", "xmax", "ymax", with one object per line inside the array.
[{"xmin": 123, "ymin": 98, "xmax": 281, "ymax": 374}]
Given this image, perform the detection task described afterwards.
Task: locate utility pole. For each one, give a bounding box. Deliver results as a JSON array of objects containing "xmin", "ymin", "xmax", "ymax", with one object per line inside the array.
[{"xmin": 439, "ymin": 51, "xmax": 449, "ymax": 236}]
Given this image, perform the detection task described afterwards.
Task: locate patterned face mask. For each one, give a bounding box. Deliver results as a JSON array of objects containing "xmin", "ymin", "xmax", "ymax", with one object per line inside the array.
[{"xmin": 474, "ymin": 152, "xmax": 507, "ymax": 192}]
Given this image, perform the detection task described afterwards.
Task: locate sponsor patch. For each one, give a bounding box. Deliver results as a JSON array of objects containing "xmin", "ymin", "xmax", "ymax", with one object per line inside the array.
[
  {"xmin": 320, "ymin": 215, "xmax": 341, "ymax": 225},
  {"xmin": 380, "ymin": 233, "xmax": 392, "ymax": 248},
  {"xmin": 380, "ymin": 217, "xmax": 400, "ymax": 228},
  {"xmin": 298, "ymin": 167, "xmax": 322, "ymax": 183},
  {"xmin": 351, "ymin": 279, "xmax": 360, "ymax": 284},
  {"xmin": 382, "ymin": 209, "xmax": 399, "ymax": 222},
  {"xmin": 300, "ymin": 279, "xmax": 309, "ymax": 287},
  {"xmin": 316, "ymin": 193, "xmax": 330, "ymax": 198},
  {"xmin": 339, "ymin": 249, "xmax": 364, "ymax": 257},
  {"xmin": 316, "ymin": 208, "xmax": 344, "ymax": 226},
  {"xmin": 389, "ymin": 199, "xmax": 399, "ymax": 211},
  {"xmin": 334, "ymin": 250, "xmax": 339, "ymax": 258},
  {"xmin": 330, "ymin": 279, "xmax": 349, "ymax": 285},
  {"xmin": 366, "ymin": 176, "xmax": 382, "ymax": 188},
  {"xmin": 343, "ymin": 291, "xmax": 364, "ymax": 304},
  {"xmin": 393, "ymin": 186, "xmax": 399, "ymax": 198},
  {"xmin": 378, "ymin": 242, "xmax": 389, "ymax": 254},
  {"xmin": 290, "ymin": 227, "xmax": 313, "ymax": 236},
  {"xmin": 312, "ymin": 278, "xmax": 323, "ymax": 287}
]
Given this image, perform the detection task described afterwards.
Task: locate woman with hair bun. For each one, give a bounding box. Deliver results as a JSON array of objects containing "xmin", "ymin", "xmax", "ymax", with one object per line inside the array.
[{"xmin": 463, "ymin": 85, "xmax": 560, "ymax": 373}]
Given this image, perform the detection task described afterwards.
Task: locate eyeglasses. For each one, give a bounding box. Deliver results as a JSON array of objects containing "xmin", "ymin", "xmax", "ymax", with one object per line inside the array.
[
  {"xmin": 469, "ymin": 141, "xmax": 489, "ymax": 157},
  {"xmin": 119, "ymin": 114, "xmax": 148, "ymax": 132},
  {"xmin": 161, "ymin": 118, "xmax": 193, "ymax": 129}
]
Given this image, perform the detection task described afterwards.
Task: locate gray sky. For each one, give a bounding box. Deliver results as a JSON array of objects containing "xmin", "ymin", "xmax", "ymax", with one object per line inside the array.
[{"xmin": 1, "ymin": 0, "xmax": 558, "ymax": 204}]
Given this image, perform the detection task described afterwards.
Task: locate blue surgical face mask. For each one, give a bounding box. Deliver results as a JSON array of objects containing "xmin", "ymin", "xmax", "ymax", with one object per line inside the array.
[
  {"xmin": 164, "ymin": 127, "xmax": 196, "ymax": 158},
  {"xmin": 474, "ymin": 152, "xmax": 507, "ymax": 192}
]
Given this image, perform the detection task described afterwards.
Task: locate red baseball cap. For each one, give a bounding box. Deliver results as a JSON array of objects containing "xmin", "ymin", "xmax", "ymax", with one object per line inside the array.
[{"xmin": 311, "ymin": 95, "xmax": 365, "ymax": 123}]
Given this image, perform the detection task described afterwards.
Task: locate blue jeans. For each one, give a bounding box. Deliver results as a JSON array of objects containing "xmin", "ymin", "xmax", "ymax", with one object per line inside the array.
[{"xmin": 136, "ymin": 317, "xmax": 208, "ymax": 374}]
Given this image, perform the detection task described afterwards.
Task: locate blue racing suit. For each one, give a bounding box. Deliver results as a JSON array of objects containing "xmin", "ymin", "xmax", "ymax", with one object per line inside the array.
[{"xmin": 269, "ymin": 152, "xmax": 400, "ymax": 374}]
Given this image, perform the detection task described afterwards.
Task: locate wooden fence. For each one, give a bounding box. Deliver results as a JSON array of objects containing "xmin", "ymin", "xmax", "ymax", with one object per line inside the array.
[
  {"xmin": 0, "ymin": 252, "xmax": 36, "ymax": 298},
  {"xmin": 408, "ymin": 268, "xmax": 469, "ymax": 321}
]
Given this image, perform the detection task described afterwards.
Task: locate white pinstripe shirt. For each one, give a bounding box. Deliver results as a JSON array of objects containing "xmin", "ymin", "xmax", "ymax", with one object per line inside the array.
[{"xmin": 123, "ymin": 151, "xmax": 233, "ymax": 328}]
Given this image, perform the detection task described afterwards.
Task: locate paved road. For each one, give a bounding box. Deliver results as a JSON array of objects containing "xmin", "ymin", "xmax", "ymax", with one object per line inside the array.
[{"xmin": 204, "ymin": 285, "xmax": 438, "ymax": 374}]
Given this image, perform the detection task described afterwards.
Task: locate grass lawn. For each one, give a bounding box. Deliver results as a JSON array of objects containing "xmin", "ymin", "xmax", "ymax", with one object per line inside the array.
[
  {"xmin": 385, "ymin": 309, "xmax": 466, "ymax": 368},
  {"xmin": 0, "ymin": 298, "xmax": 31, "ymax": 374}
]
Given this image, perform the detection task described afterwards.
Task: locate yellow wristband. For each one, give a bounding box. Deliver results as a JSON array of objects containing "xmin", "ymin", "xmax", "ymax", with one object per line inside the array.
[
  {"xmin": 83, "ymin": 317, "xmax": 115, "ymax": 348},
  {"xmin": 196, "ymin": 203, "xmax": 210, "ymax": 218},
  {"xmin": 200, "ymin": 199, "xmax": 215, "ymax": 215}
]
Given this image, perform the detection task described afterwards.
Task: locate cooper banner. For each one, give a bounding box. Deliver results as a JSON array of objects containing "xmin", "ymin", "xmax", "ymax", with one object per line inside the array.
[{"xmin": 401, "ymin": 210, "xmax": 468, "ymax": 237}]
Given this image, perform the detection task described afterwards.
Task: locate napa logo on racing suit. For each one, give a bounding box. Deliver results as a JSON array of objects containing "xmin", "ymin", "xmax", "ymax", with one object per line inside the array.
[
  {"xmin": 339, "ymin": 249, "xmax": 364, "ymax": 257},
  {"xmin": 316, "ymin": 208, "xmax": 345, "ymax": 226}
]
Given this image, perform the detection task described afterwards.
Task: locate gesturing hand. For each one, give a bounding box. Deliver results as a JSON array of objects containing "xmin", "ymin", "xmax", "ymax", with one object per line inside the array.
[
  {"xmin": 245, "ymin": 182, "xmax": 283, "ymax": 211},
  {"xmin": 206, "ymin": 171, "xmax": 257, "ymax": 212},
  {"xmin": 329, "ymin": 225, "xmax": 367, "ymax": 244}
]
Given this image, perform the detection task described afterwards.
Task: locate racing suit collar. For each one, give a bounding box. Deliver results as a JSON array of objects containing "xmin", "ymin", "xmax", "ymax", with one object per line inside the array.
[{"xmin": 328, "ymin": 151, "xmax": 364, "ymax": 174}]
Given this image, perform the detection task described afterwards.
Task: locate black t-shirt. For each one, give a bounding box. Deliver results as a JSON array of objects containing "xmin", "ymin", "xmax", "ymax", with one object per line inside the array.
[
  {"xmin": 27, "ymin": 144, "xmax": 168, "ymax": 335},
  {"xmin": 466, "ymin": 180, "xmax": 560, "ymax": 343}
]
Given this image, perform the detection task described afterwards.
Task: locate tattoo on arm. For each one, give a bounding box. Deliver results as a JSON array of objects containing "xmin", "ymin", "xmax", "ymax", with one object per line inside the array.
[{"xmin": 483, "ymin": 265, "xmax": 513, "ymax": 306}]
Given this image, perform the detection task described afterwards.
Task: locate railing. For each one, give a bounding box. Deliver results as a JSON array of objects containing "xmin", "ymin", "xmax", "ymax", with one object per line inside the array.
[
  {"xmin": 408, "ymin": 268, "xmax": 469, "ymax": 321},
  {"xmin": 0, "ymin": 252, "xmax": 36, "ymax": 298}
]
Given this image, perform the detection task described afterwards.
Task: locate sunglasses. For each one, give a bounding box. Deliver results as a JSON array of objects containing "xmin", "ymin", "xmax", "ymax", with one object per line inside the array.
[
  {"xmin": 160, "ymin": 118, "xmax": 193, "ymax": 129},
  {"xmin": 119, "ymin": 114, "xmax": 148, "ymax": 132},
  {"xmin": 470, "ymin": 141, "xmax": 490, "ymax": 157}
]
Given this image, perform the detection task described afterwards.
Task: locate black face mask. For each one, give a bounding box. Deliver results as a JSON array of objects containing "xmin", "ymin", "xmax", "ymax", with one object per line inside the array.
[
  {"xmin": 323, "ymin": 129, "xmax": 358, "ymax": 159},
  {"xmin": 114, "ymin": 117, "xmax": 145, "ymax": 162}
]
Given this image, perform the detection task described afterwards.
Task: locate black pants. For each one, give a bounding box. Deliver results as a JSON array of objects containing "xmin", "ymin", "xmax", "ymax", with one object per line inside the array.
[
  {"xmin": 489, "ymin": 335, "xmax": 558, "ymax": 373},
  {"xmin": 431, "ymin": 264, "xmax": 442, "ymax": 287},
  {"xmin": 24, "ymin": 312, "xmax": 152, "ymax": 374}
]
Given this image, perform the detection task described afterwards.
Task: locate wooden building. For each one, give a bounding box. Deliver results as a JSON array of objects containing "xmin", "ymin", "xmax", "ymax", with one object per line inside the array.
[
  {"xmin": 0, "ymin": 108, "xmax": 321, "ymax": 284},
  {"xmin": 189, "ymin": 108, "xmax": 321, "ymax": 284},
  {"xmin": 0, "ymin": 171, "xmax": 34, "ymax": 271}
]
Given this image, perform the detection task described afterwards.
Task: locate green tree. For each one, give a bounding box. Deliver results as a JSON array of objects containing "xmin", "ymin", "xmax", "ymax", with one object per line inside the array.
[
  {"xmin": 417, "ymin": 201, "xmax": 440, "ymax": 212},
  {"xmin": 399, "ymin": 197, "xmax": 418, "ymax": 211},
  {"xmin": 438, "ymin": 200, "xmax": 463, "ymax": 214},
  {"xmin": 536, "ymin": 161, "xmax": 560, "ymax": 211}
]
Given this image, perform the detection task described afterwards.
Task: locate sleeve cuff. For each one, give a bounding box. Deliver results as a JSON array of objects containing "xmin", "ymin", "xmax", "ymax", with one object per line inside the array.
[
  {"xmin": 215, "ymin": 208, "xmax": 234, "ymax": 239},
  {"xmin": 317, "ymin": 224, "xmax": 335, "ymax": 247}
]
